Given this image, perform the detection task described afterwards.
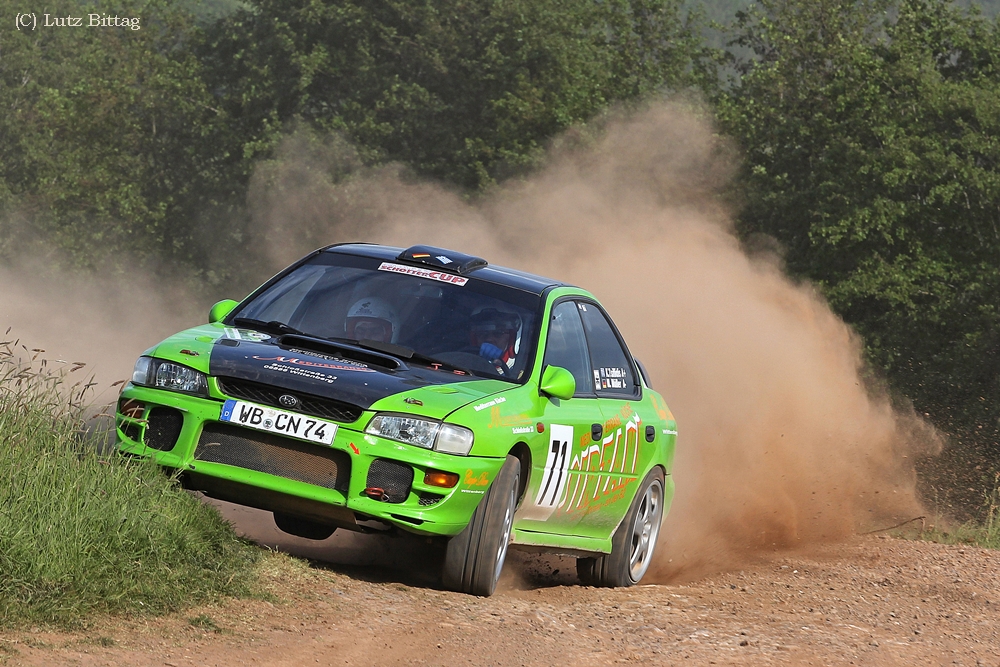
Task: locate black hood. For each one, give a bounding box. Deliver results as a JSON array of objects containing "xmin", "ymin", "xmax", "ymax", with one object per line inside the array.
[{"xmin": 209, "ymin": 335, "xmax": 480, "ymax": 409}]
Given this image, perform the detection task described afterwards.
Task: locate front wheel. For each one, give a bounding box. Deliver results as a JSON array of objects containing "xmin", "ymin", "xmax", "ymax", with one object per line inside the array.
[
  {"xmin": 442, "ymin": 455, "xmax": 520, "ymax": 596},
  {"xmin": 577, "ymin": 467, "xmax": 664, "ymax": 587}
]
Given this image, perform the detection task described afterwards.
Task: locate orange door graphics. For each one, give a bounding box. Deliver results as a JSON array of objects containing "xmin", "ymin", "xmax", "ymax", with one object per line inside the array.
[{"xmin": 558, "ymin": 402, "xmax": 645, "ymax": 537}]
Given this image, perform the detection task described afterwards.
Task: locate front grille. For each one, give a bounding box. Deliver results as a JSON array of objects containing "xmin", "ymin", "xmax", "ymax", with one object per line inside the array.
[
  {"xmin": 216, "ymin": 377, "xmax": 363, "ymax": 424},
  {"xmin": 365, "ymin": 459, "xmax": 413, "ymax": 503},
  {"xmin": 418, "ymin": 492, "xmax": 443, "ymax": 506},
  {"xmin": 196, "ymin": 423, "xmax": 350, "ymax": 492},
  {"xmin": 144, "ymin": 407, "xmax": 183, "ymax": 451},
  {"xmin": 120, "ymin": 421, "xmax": 141, "ymax": 443}
]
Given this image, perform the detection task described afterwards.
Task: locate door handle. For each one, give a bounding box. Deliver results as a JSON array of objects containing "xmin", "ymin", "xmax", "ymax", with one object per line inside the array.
[
  {"xmin": 645, "ymin": 425, "xmax": 655, "ymax": 442},
  {"xmin": 591, "ymin": 423, "xmax": 602, "ymax": 441}
]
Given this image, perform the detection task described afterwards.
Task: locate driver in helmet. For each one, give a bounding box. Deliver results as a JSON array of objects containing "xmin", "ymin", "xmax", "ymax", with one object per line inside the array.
[
  {"xmin": 346, "ymin": 298, "xmax": 399, "ymax": 344},
  {"xmin": 470, "ymin": 308, "xmax": 521, "ymax": 372}
]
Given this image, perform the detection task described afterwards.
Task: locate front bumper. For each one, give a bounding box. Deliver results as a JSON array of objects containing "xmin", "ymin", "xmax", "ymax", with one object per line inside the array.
[{"xmin": 115, "ymin": 383, "xmax": 503, "ymax": 537}]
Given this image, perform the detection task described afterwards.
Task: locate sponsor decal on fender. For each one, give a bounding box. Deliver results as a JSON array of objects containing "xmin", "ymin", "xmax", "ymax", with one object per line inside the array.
[
  {"xmin": 487, "ymin": 405, "xmax": 533, "ymax": 428},
  {"xmin": 377, "ymin": 262, "xmax": 469, "ymax": 286},
  {"xmin": 464, "ymin": 470, "xmax": 490, "ymax": 487},
  {"xmin": 474, "ymin": 396, "xmax": 506, "ymax": 412}
]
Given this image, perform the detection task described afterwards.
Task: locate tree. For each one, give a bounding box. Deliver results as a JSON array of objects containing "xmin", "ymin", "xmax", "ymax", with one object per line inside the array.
[
  {"xmin": 0, "ymin": 0, "xmax": 226, "ymax": 272},
  {"xmin": 719, "ymin": 0, "xmax": 1000, "ymax": 447},
  {"xmin": 201, "ymin": 0, "xmax": 707, "ymax": 190}
]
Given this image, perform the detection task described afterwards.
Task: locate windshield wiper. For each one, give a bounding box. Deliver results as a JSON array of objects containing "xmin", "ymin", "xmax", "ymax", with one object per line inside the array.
[{"xmin": 232, "ymin": 318, "xmax": 304, "ymax": 337}]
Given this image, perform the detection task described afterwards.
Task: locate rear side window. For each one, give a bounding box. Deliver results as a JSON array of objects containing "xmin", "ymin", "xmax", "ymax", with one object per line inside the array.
[
  {"xmin": 543, "ymin": 301, "xmax": 594, "ymax": 396},
  {"xmin": 577, "ymin": 302, "xmax": 639, "ymax": 398}
]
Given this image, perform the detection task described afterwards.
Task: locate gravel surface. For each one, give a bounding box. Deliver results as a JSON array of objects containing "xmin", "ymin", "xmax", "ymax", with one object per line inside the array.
[{"xmin": 2, "ymin": 502, "xmax": 998, "ymax": 666}]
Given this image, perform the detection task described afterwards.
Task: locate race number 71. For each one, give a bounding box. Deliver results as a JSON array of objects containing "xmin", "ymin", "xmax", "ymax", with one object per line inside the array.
[{"xmin": 535, "ymin": 424, "xmax": 573, "ymax": 508}]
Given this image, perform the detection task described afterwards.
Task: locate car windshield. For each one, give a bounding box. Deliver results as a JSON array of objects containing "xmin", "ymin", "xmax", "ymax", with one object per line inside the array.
[{"xmin": 229, "ymin": 252, "xmax": 542, "ymax": 383}]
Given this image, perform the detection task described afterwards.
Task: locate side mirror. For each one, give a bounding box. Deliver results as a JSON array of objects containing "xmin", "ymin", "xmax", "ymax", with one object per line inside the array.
[
  {"xmin": 209, "ymin": 299, "xmax": 239, "ymax": 324},
  {"xmin": 539, "ymin": 365, "xmax": 576, "ymax": 401}
]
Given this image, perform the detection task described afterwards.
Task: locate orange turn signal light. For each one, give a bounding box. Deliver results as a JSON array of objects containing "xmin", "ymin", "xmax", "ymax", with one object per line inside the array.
[{"xmin": 423, "ymin": 470, "xmax": 460, "ymax": 489}]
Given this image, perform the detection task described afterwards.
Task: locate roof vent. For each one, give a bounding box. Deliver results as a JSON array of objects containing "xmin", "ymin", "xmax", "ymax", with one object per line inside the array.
[{"xmin": 396, "ymin": 245, "xmax": 488, "ymax": 275}]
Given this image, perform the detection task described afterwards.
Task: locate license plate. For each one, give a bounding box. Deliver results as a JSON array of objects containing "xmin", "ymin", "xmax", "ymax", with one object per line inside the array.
[{"xmin": 219, "ymin": 400, "xmax": 337, "ymax": 445}]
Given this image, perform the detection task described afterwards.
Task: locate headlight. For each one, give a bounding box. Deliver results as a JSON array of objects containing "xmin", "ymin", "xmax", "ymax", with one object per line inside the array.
[
  {"xmin": 132, "ymin": 356, "xmax": 152, "ymax": 385},
  {"xmin": 435, "ymin": 424, "xmax": 475, "ymax": 456},
  {"xmin": 366, "ymin": 415, "xmax": 438, "ymax": 449},
  {"xmin": 366, "ymin": 414, "xmax": 475, "ymax": 456},
  {"xmin": 131, "ymin": 356, "xmax": 208, "ymax": 396}
]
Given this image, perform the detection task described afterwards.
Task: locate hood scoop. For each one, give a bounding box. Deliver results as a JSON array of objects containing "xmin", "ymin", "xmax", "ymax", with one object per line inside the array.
[
  {"xmin": 277, "ymin": 334, "xmax": 402, "ymax": 370},
  {"xmin": 210, "ymin": 335, "xmax": 480, "ymax": 410}
]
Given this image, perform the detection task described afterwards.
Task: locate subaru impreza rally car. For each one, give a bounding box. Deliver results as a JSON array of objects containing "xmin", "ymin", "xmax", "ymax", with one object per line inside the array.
[{"xmin": 116, "ymin": 244, "xmax": 677, "ymax": 596}]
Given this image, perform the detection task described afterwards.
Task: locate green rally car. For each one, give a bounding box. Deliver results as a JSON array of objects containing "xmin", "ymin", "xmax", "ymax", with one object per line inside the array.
[{"xmin": 117, "ymin": 243, "xmax": 677, "ymax": 596}]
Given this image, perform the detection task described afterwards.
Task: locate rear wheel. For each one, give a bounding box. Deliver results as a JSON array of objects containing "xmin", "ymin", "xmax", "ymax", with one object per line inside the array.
[
  {"xmin": 577, "ymin": 467, "xmax": 664, "ymax": 587},
  {"xmin": 273, "ymin": 512, "xmax": 336, "ymax": 541},
  {"xmin": 442, "ymin": 455, "xmax": 519, "ymax": 596}
]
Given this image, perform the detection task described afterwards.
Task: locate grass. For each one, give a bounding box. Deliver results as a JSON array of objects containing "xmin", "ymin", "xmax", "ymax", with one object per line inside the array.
[
  {"xmin": 187, "ymin": 613, "xmax": 226, "ymax": 633},
  {"xmin": 900, "ymin": 472, "xmax": 1000, "ymax": 549},
  {"xmin": 0, "ymin": 337, "xmax": 261, "ymax": 627},
  {"xmin": 912, "ymin": 520, "xmax": 1000, "ymax": 549}
]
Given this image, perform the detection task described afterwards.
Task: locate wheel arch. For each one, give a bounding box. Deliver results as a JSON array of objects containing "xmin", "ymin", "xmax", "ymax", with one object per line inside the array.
[
  {"xmin": 606, "ymin": 463, "xmax": 667, "ymax": 539},
  {"xmin": 507, "ymin": 441, "xmax": 531, "ymax": 505}
]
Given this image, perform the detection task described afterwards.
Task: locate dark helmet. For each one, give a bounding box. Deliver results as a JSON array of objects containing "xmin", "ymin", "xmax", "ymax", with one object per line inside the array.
[{"xmin": 470, "ymin": 308, "xmax": 521, "ymax": 345}]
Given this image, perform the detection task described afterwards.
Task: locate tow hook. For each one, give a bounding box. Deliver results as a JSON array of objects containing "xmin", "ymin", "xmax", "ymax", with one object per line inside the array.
[{"xmin": 364, "ymin": 487, "xmax": 390, "ymax": 502}]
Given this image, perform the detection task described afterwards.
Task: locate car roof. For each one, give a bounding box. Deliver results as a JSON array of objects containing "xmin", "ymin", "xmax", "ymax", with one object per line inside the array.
[{"xmin": 323, "ymin": 243, "xmax": 570, "ymax": 295}]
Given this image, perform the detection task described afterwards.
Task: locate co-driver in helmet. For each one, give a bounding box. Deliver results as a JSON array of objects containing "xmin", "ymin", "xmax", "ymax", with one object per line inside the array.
[{"xmin": 470, "ymin": 308, "xmax": 521, "ymax": 374}]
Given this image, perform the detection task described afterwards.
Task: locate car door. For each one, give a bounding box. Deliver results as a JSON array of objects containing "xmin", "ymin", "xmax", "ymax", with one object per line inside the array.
[
  {"xmin": 571, "ymin": 300, "xmax": 652, "ymax": 539},
  {"xmin": 514, "ymin": 299, "xmax": 604, "ymax": 533}
]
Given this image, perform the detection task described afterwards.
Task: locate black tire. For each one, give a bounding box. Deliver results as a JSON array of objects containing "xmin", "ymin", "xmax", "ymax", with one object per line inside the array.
[
  {"xmin": 273, "ymin": 512, "xmax": 336, "ymax": 541},
  {"xmin": 577, "ymin": 467, "xmax": 664, "ymax": 587},
  {"xmin": 442, "ymin": 455, "xmax": 520, "ymax": 596}
]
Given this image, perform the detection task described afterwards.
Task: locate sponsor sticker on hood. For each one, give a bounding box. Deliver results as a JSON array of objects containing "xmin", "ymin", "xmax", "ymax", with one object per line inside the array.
[
  {"xmin": 224, "ymin": 328, "xmax": 271, "ymax": 342},
  {"xmin": 253, "ymin": 355, "xmax": 376, "ymax": 374}
]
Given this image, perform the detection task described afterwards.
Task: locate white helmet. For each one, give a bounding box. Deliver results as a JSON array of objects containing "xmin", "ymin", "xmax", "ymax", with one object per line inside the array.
[{"xmin": 346, "ymin": 297, "xmax": 399, "ymax": 344}]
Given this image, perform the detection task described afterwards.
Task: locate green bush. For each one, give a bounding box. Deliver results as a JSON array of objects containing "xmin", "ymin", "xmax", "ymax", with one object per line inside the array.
[{"xmin": 0, "ymin": 339, "xmax": 260, "ymax": 626}]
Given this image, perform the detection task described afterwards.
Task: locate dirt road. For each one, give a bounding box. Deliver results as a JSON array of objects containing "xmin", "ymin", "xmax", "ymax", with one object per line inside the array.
[{"xmin": 4, "ymin": 501, "xmax": 998, "ymax": 666}]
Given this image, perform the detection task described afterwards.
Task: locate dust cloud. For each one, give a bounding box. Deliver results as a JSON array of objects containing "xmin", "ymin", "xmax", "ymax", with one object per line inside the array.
[
  {"xmin": 0, "ymin": 100, "xmax": 943, "ymax": 580},
  {"xmin": 247, "ymin": 101, "xmax": 943, "ymax": 579},
  {"xmin": 0, "ymin": 262, "xmax": 200, "ymax": 406}
]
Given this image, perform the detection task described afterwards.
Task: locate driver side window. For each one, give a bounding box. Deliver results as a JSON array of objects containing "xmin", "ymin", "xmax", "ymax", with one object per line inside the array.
[{"xmin": 543, "ymin": 301, "xmax": 594, "ymax": 396}]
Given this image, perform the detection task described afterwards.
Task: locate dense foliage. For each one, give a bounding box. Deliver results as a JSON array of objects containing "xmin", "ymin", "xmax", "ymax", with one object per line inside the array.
[
  {"xmin": 2, "ymin": 0, "xmax": 1000, "ymax": 463},
  {"xmin": 717, "ymin": 0, "xmax": 1000, "ymax": 451},
  {"xmin": 0, "ymin": 0, "xmax": 228, "ymax": 271},
  {"xmin": 200, "ymin": 0, "xmax": 706, "ymax": 190}
]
